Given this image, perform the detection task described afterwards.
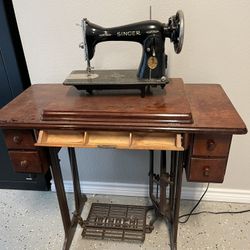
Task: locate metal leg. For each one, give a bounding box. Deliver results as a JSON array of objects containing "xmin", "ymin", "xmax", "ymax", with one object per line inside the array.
[
  {"xmin": 49, "ymin": 147, "xmax": 87, "ymax": 250},
  {"xmin": 149, "ymin": 150, "xmax": 158, "ymax": 209},
  {"xmin": 149, "ymin": 150, "xmax": 154, "ymax": 201},
  {"xmin": 169, "ymin": 151, "xmax": 184, "ymax": 250},
  {"xmin": 160, "ymin": 151, "xmax": 168, "ymax": 216},
  {"xmin": 68, "ymin": 147, "xmax": 87, "ymax": 225},
  {"xmin": 169, "ymin": 151, "xmax": 177, "ymax": 211},
  {"xmin": 66, "ymin": 148, "xmax": 87, "ymax": 247},
  {"xmin": 49, "ymin": 148, "xmax": 72, "ymax": 250},
  {"xmin": 148, "ymin": 150, "xmax": 160, "ymax": 226},
  {"xmin": 148, "ymin": 149, "xmax": 184, "ymax": 250}
]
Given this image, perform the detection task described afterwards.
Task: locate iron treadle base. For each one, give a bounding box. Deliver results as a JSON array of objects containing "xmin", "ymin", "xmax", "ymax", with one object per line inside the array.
[{"xmin": 81, "ymin": 203, "xmax": 153, "ymax": 242}]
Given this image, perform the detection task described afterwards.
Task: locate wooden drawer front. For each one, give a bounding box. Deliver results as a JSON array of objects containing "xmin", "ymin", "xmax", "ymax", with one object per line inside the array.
[
  {"xmin": 192, "ymin": 134, "xmax": 232, "ymax": 157},
  {"xmin": 36, "ymin": 130, "xmax": 184, "ymax": 151},
  {"xmin": 4, "ymin": 129, "xmax": 35, "ymax": 150},
  {"xmin": 8, "ymin": 151, "xmax": 43, "ymax": 173},
  {"xmin": 188, "ymin": 158, "xmax": 227, "ymax": 183}
]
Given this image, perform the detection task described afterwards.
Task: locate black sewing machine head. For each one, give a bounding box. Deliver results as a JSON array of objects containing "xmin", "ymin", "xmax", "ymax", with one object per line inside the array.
[
  {"xmin": 81, "ymin": 10, "xmax": 184, "ymax": 80},
  {"xmin": 64, "ymin": 10, "xmax": 184, "ymax": 97}
]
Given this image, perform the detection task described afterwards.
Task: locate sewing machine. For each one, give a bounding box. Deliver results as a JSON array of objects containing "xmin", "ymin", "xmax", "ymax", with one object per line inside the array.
[{"xmin": 64, "ymin": 10, "xmax": 184, "ymax": 96}]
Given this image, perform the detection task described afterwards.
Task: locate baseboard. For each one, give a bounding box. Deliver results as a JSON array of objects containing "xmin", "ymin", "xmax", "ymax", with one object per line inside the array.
[{"xmin": 51, "ymin": 181, "xmax": 250, "ymax": 203}]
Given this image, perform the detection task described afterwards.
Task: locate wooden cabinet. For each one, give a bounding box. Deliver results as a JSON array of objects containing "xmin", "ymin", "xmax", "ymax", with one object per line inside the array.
[
  {"xmin": 0, "ymin": 80, "xmax": 247, "ymax": 249},
  {"xmin": 3, "ymin": 129, "xmax": 49, "ymax": 174},
  {"xmin": 186, "ymin": 134, "xmax": 232, "ymax": 183}
]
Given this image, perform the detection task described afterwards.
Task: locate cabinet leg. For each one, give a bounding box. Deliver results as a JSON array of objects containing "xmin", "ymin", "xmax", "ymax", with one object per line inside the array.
[
  {"xmin": 148, "ymin": 150, "xmax": 184, "ymax": 249},
  {"xmin": 49, "ymin": 148, "xmax": 72, "ymax": 250},
  {"xmin": 169, "ymin": 151, "xmax": 184, "ymax": 250},
  {"xmin": 49, "ymin": 147, "xmax": 87, "ymax": 250},
  {"xmin": 68, "ymin": 147, "xmax": 87, "ymax": 226}
]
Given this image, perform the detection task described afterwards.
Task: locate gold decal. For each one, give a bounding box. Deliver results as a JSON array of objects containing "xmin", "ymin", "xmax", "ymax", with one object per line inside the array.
[{"xmin": 147, "ymin": 56, "xmax": 158, "ymax": 69}]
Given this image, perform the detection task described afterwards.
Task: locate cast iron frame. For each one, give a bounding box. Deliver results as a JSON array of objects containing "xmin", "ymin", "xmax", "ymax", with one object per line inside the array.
[{"xmin": 49, "ymin": 147, "xmax": 184, "ymax": 250}]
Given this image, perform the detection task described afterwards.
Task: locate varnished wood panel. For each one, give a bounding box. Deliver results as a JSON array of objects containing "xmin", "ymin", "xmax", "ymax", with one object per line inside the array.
[
  {"xmin": 184, "ymin": 84, "xmax": 247, "ymax": 134},
  {"xmin": 42, "ymin": 78, "xmax": 192, "ymax": 124},
  {"xmin": 3, "ymin": 129, "xmax": 35, "ymax": 149},
  {"xmin": 35, "ymin": 130, "xmax": 184, "ymax": 151},
  {"xmin": 192, "ymin": 134, "xmax": 232, "ymax": 157},
  {"xmin": 9, "ymin": 150, "xmax": 43, "ymax": 173},
  {"xmin": 187, "ymin": 157, "xmax": 227, "ymax": 183},
  {"xmin": 0, "ymin": 80, "xmax": 247, "ymax": 134}
]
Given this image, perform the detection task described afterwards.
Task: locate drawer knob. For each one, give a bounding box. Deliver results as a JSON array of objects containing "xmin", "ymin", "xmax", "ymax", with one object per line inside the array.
[
  {"xmin": 203, "ymin": 166, "xmax": 210, "ymax": 177},
  {"xmin": 13, "ymin": 136, "xmax": 22, "ymax": 144},
  {"xmin": 20, "ymin": 160, "xmax": 28, "ymax": 168},
  {"xmin": 207, "ymin": 139, "xmax": 216, "ymax": 151}
]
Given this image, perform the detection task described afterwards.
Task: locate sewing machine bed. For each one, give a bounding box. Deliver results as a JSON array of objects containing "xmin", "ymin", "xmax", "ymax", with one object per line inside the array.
[{"xmin": 63, "ymin": 70, "xmax": 168, "ymax": 97}]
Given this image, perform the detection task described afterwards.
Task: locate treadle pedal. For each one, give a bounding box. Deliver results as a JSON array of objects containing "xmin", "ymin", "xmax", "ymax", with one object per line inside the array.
[{"xmin": 81, "ymin": 203, "xmax": 153, "ymax": 242}]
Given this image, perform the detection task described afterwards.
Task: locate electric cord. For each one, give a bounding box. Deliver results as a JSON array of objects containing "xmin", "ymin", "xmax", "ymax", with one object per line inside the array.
[{"xmin": 179, "ymin": 183, "xmax": 250, "ymax": 224}]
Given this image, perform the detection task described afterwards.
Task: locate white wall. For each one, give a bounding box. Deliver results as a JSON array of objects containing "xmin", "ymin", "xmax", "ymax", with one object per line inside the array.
[{"xmin": 12, "ymin": 1, "xmax": 250, "ymax": 194}]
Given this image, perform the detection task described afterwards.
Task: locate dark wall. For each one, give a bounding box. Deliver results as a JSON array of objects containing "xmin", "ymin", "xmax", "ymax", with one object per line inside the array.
[{"xmin": 0, "ymin": 0, "xmax": 51, "ymax": 190}]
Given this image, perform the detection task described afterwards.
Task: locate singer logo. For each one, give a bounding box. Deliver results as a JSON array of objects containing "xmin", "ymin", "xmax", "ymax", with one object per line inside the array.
[{"xmin": 117, "ymin": 30, "xmax": 141, "ymax": 37}]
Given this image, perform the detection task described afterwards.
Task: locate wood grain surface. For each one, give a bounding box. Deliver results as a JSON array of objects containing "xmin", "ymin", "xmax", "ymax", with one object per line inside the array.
[{"xmin": 0, "ymin": 79, "xmax": 247, "ymax": 134}]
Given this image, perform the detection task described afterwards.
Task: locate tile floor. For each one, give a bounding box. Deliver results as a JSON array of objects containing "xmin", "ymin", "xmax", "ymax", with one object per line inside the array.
[{"xmin": 0, "ymin": 189, "xmax": 249, "ymax": 250}]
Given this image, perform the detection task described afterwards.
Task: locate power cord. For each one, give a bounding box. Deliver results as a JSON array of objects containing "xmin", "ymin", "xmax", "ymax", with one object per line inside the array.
[{"xmin": 179, "ymin": 183, "xmax": 250, "ymax": 224}]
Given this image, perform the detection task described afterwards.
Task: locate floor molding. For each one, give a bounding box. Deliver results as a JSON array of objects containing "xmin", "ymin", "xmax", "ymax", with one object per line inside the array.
[{"xmin": 51, "ymin": 181, "xmax": 250, "ymax": 203}]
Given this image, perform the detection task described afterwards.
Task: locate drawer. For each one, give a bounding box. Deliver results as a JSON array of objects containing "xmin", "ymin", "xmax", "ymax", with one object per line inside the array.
[
  {"xmin": 192, "ymin": 134, "xmax": 232, "ymax": 157},
  {"xmin": 3, "ymin": 129, "xmax": 36, "ymax": 150},
  {"xmin": 35, "ymin": 130, "xmax": 184, "ymax": 151},
  {"xmin": 187, "ymin": 157, "xmax": 227, "ymax": 183},
  {"xmin": 8, "ymin": 150, "xmax": 48, "ymax": 173}
]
